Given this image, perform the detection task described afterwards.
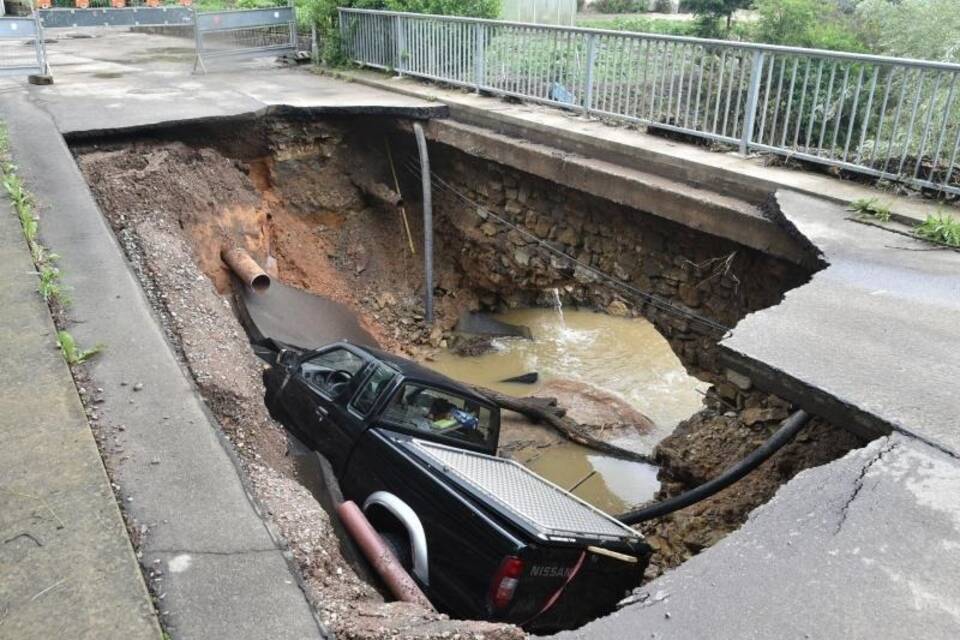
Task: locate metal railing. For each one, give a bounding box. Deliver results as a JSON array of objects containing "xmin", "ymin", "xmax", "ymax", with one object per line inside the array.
[
  {"xmin": 339, "ymin": 8, "xmax": 960, "ymax": 196},
  {"xmin": 0, "ymin": 13, "xmax": 46, "ymax": 77}
]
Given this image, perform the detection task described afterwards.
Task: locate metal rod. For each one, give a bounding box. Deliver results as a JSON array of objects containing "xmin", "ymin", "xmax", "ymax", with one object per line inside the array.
[
  {"xmin": 413, "ymin": 123, "xmax": 434, "ymax": 325},
  {"xmin": 741, "ymin": 50, "xmax": 764, "ymax": 155}
]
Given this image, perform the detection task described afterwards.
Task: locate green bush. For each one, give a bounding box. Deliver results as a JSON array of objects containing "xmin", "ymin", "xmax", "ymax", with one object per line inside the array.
[
  {"xmin": 856, "ymin": 0, "xmax": 960, "ymax": 63},
  {"xmin": 590, "ymin": 0, "xmax": 647, "ymax": 12},
  {"xmin": 304, "ymin": 0, "xmax": 499, "ymax": 65},
  {"xmin": 576, "ymin": 15, "xmax": 698, "ymax": 36},
  {"xmin": 755, "ymin": 0, "xmax": 866, "ymax": 52}
]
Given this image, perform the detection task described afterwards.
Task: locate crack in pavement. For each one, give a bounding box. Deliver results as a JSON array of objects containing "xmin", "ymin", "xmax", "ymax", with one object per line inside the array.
[
  {"xmin": 834, "ymin": 440, "xmax": 899, "ymax": 535},
  {"xmin": 147, "ymin": 548, "xmax": 280, "ymax": 557}
]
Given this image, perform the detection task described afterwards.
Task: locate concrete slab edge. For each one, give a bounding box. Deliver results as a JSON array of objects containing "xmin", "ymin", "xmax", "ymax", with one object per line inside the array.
[
  {"xmin": 327, "ymin": 68, "xmax": 943, "ymax": 227},
  {"xmin": 59, "ymin": 102, "xmax": 448, "ymax": 141}
]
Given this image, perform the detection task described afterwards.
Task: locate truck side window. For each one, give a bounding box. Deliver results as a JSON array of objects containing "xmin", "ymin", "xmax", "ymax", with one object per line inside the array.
[
  {"xmin": 383, "ymin": 383, "xmax": 493, "ymax": 447},
  {"xmin": 351, "ymin": 364, "xmax": 396, "ymax": 415},
  {"xmin": 300, "ymin": 348, "xmax": 365, "ymax": 394}
]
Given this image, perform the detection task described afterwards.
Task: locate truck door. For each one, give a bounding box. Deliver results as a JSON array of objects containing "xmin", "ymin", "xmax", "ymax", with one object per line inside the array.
[{"xmin": 283, "ymin": 346, "xmax": 367, "ymax": 471}]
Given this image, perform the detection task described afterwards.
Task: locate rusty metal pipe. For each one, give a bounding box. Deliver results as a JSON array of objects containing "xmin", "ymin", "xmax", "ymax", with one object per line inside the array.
[
  {"xmin": 221, "ymin": 247, "xmax": 270, "ymax": 293},
  {"xmin": 336, "ymin": 500, "xmax": 435, "ymax": 610}
]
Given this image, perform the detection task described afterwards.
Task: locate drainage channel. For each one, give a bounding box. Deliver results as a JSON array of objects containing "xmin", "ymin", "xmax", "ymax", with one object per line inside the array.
[{"xmin": 69, "ymin": 113, "xmax": 865, "ymax": 637}]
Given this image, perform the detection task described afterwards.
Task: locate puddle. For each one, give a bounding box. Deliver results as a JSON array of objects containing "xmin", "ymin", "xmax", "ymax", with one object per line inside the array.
[{"xmin": 427, "ymin": 307, "xmax": 708, "ymax": 514}]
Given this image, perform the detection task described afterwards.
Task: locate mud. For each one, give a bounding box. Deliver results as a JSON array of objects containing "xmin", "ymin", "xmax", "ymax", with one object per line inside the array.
[{"xmin": 73, "ymin": 113, "xmax": 860, "ymax": 633}]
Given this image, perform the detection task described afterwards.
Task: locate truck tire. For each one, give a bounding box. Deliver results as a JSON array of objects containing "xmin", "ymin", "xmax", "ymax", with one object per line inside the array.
[{"xmin": 378, "ymin": 530, "xmax": 413, "ymax": 573}]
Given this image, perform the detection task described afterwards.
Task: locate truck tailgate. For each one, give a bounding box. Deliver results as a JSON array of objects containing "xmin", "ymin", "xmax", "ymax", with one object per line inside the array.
[{"xmin": 401, "ymin": 438, "xmax": 640, "ymax": 544}]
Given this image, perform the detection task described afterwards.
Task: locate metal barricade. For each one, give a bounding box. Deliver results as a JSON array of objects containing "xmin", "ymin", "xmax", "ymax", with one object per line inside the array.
[
  {"xmin": 340, "ymin": 8, "xmax": 960, "ymax": 197},
  {"xmin": 0, "ymin": 13, "xmax": 46, "ymax": 78},
  {"xmin": 193, "ymin": 6, "xmax": 296, "ymax": 73},
  {"xmin": 38, "ymin": 6, "xmax": 193, "ymax": 29}
]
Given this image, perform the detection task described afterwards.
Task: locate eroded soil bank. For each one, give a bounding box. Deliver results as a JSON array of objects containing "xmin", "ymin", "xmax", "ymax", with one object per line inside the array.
[{"xmin": 72, "ymin": 113, "xmax": 863, "ymax": 634}]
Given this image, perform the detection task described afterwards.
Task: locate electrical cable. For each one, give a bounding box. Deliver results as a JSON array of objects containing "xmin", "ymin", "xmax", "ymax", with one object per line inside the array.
[
  {"xmin": 616, "ymin": 410, "xmax": 812, "ymax": 525},
  {"xmin": 400, "ymin": 158, "xmax": 733, "ymax": 336}
]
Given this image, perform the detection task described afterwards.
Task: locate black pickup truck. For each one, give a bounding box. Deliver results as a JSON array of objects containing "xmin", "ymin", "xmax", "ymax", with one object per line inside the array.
[{"xmin": 262, "ymin": 340, "xmax": 650, "ymax": 632}]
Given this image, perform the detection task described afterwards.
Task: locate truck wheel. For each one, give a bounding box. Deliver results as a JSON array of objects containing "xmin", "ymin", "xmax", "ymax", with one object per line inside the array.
[{"xmin": 378, "ymin": 530, "xmax": 413, "ymax": 572}]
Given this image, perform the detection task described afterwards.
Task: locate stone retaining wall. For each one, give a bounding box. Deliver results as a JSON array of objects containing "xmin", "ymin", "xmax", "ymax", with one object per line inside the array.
[{"xmin": 428, "ymin": 144, "xmax": 809, "ymax": 379}]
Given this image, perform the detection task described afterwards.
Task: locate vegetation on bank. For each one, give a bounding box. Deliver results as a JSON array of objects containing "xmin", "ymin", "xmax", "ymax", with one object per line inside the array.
[
  {"xmin": 850, "ymin": 197, "xmax": 960, "ymax": 248},
  {"xmin": 1, "ymin": 123, "xmax": 105, "ymax": 364},
  {"xmin": 578, "ymin": 0, "xmax": 960, "ymax": 61}
]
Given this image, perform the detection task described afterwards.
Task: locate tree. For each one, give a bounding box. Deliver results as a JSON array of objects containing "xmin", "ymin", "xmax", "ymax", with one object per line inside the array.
[{"xmin": 686, "ymin": 0, "xmax": 752, "ymax": 36}]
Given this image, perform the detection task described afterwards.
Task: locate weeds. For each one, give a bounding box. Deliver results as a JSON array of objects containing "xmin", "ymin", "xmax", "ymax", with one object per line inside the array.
[
  {"xmin": 914, "ymin": 212, "xmax": 960, "ymax": 248},
  {"xmin": 57, "ymin": 331, "xmax": 102, "ymax": 365},
  {"xmin": 849, "ymin": 197, "xmax": 893, "ymax": 222},
  {"xmin": 0, "ymin": 123, "xmax": 70, "ymax": 305}
]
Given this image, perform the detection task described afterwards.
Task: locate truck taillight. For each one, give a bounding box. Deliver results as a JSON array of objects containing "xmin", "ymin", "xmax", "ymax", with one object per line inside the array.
[{"xmin": 489, "ymin": 556, "xmax": 524, "ymax": 611}]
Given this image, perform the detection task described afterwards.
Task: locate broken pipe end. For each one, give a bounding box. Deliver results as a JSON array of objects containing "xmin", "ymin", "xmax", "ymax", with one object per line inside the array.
[{"xmin": 221, "ymin": 247, "xmax": 271, "ymax": 293}]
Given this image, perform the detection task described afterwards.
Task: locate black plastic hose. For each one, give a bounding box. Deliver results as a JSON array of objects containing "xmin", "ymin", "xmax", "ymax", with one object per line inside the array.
[{"xmin": 617, "ymin": 410, "xmax": 812, "ymax": 525}]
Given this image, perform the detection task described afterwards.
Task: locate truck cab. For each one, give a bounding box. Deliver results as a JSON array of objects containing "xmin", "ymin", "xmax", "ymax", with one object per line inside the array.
[{"xmin": 264, "ymin": 341, "xmax": 649, "ymax": 631}]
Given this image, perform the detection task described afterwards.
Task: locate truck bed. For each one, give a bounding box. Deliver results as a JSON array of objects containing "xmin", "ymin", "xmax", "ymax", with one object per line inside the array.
[{"xmin": 399, "ymin": 437, "xmax": 641, "ymax": 545}]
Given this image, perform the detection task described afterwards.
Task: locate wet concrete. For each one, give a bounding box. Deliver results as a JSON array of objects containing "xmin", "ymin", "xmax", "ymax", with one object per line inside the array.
[{"xmin": 722, "ymin": 190, "xmax": 960, "ymax": 453}]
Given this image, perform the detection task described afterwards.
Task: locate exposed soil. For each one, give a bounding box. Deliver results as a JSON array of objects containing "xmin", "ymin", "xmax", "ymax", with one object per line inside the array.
[
  {"xmin": 74, "ymin": 138, "xmax": 522, "ymax": 640},
  {"xmin": 639, "ymin": 394, "xmax": 863, "ymax": 578},
  {"xmin": 73, "ymin": 114, "xmax": 862, "ymax": 635}
]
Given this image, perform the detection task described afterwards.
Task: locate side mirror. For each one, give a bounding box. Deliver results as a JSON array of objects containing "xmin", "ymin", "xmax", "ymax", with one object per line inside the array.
[{"xmin": 277, "ymin": 349, "xmax": 298, "ymax": 367}]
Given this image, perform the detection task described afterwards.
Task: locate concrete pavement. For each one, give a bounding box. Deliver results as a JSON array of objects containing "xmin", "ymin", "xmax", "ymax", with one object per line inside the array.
[{"xmin": 0, "ymin": 158, "xmax": 160, "ymax": 637}]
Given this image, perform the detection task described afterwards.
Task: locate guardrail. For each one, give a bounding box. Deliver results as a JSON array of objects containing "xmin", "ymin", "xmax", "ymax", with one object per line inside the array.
[
  {"xmin": 339, "ymin": 8, "xmax": 960, "ymax": 197},
  {"xmin": 0, "ymin": 13, "xmax": 46, "ymax": 78},
  {"xmin": 194, "ymin": 6, "xmax": 296, "ymax": 73}
]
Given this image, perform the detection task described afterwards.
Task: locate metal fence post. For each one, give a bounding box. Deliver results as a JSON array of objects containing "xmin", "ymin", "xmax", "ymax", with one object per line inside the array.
[
  {"xmin": 473, "ymin": 22, "xmax": 485, "ymax": 93},
  {"xmin": 741, "ymin": 50, "xmax": 765, "ymax": 156},
  {"xmin": 191, "ymin": 6, "xmax": 205, "ymax": 74},
  {"xmin": 582, "ymin": 33, "xmax": 597, "ymax": 115},
  {"xmin": 393, "ymin": 14, "xmax": 402, "ymax": 73},
  {"xmin": 288, "ymin": 0, "xmax": 298, "ymax": 55},
  {"xmin": 33, "ymin": 9, "xmax": 48, "ymax": 76}
]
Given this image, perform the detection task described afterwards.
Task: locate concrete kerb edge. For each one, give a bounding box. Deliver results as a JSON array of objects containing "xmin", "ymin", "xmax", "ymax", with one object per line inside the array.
[
  {"xmin": 1, "ymin": 128, "xmax": 164, "ymax": 638},
  {"xmin": 11, "ymin": 104, "xmax": 341, "ymax": 639}
]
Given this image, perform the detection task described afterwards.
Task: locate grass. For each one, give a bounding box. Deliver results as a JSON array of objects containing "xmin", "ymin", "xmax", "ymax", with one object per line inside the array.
[
  {"xmin": 56, "ymin": 330, "xmax": 103, "ymax": 366},
  {"xmin": 849, "ymin": 197, "xmax": 893, "ymax": 223},
  {"xmin": 914, "ymin": 212, "xmax": 960, "ymax": 248},
  {"xmin": 0, "ymin": 123, "xmax": 70, "ymax": 305}
]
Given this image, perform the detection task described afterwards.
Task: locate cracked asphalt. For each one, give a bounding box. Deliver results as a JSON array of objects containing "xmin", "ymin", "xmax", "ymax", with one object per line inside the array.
[{"xmin": 554, "ymin": 435, "xmax": 960, "ymax": 639}]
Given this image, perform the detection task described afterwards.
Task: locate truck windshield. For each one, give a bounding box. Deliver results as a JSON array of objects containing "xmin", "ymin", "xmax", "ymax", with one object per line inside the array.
[{"xmin": 382, "ymin": 383, "xmax": 494, "ymax": 448}]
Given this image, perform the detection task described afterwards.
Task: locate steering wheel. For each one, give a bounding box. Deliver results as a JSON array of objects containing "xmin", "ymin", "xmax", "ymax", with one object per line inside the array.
[{"xmin": 327, "ymin": 369, "xmax": 353, "ymax": 395}]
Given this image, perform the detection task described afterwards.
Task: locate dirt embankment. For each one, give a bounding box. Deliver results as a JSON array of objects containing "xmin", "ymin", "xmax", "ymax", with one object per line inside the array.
[
  {"xmin": 639, "ymin": 392, "xmax": 862, "ymax": 577},
  {"xmin": 75, "ymin": 138, "xmax": 522, "ymax": 640}
]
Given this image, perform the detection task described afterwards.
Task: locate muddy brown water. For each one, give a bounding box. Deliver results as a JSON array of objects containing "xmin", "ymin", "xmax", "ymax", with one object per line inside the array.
[{"xmin": 427, "ymin": 308, "xmax": 708, "ymax": 515}]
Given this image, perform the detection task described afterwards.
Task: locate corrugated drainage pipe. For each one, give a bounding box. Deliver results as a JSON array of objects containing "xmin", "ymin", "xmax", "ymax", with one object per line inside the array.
[
  {"xmin": 618, "ymin": 410, "xmax": 812, "ymax": 525},
  {"xmin": 221, "ymin": 247, "xmax": 271, "ymax": 293},
  {"xmin": 336, "ymin": 500, "xmax": 435, "ymax": 610}
]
